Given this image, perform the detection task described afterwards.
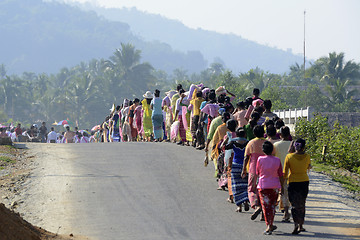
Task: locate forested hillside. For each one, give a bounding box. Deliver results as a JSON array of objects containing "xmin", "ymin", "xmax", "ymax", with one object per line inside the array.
[
  {"xmin": 78, "ymin": 4, "xmax": 304, "ymax": 74},
  {"xmin": 1, "ymin": 0, "xmax": 359, "ymax": 130},
  {"xmin": 0, "ymin": 0, "xmax": 207, "ymax": 74},
  {"xmin": 0, "ymin": 0, "xmax": 305, "ymax": 75}
]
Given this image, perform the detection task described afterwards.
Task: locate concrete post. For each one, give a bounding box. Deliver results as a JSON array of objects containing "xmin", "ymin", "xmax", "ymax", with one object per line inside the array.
[{"xmin": 307, "ymin": 106, "xmax": 314, "ymax": 121}]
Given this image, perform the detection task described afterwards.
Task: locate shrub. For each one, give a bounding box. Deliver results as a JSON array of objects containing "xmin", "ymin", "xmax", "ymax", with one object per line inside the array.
[{"xmin": 295, "ymin": 115, "xmax": 360, "ymax": 173}]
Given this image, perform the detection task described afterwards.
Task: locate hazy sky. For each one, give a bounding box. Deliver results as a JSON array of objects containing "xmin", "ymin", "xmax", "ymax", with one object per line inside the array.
[{"xmin": 68, "ymin": 0, "xmax": 360, "ymax": 62}]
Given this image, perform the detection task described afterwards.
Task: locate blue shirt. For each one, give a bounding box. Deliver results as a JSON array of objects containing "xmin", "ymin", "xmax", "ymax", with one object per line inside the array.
[
  {"xmin": 151, "ymin": 97, "xmax": 163, "ymax": 116},
  {"xmin": 200, "ymin": 101, "xmax": 208, "ymax": 124}
]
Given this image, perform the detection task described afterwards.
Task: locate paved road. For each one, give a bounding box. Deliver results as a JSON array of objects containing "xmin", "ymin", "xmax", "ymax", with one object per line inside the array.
[{"xmin": 20, "ymin": 143, "xmax": 358, "ymax": 240}]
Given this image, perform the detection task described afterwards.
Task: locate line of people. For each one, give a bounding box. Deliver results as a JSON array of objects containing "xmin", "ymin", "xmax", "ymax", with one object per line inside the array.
[
  {"xmin": 1, "ymin": 83, "xmax": 312, "ymax": 235},
  {"xmin": 97, "ymin": 84, "xmax": 311, "ymax": 235}
]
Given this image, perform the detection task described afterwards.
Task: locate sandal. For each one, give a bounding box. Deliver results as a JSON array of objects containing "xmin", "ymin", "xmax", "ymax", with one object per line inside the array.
[
  {"xmin": 263, "ymin": 230, "xmax": 272, "ymax": 235},
  {"xmin": 227, "ymin": 198, "xmax": 234, "ymax": 203},
  {"xmin": 292, "ymin": 224, "xmax": 300, "ymax": 234},
  {"xmin": 244, "ymin": 202, "xmax": 250, "ymax": 211},
  {"xmin": 251, "ymin": 207, "xmax": 262, "ymax": 220}
]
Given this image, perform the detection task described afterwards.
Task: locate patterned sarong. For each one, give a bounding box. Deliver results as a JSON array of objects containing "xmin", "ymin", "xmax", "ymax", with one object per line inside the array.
[
  {"xmin": 178, "ymin": 116, "xmax": 186, "ymax": 142},
  {"xmin": 259, "ymin": 189, "xmax": 279, "ymax": 226},
  {"xmin": 231, "ymin": 163, "xmax": 249, "ymax": 206},
  {"xmin": 112, "ymin": 130, "xmax": 120, "ymax": 142},
  {"xmin": 152, "ymin": 114, "xmax": 163, "ymax": 140}
]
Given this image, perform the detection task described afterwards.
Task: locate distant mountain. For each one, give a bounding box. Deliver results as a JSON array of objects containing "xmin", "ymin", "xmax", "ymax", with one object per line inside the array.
[
  {"xmin": 0, "ymin": 0, "xmax": 207, "ymax": 74},
  {"xmin": 77, "ymin": 4, "xmax": 304, "ymax": 74}
]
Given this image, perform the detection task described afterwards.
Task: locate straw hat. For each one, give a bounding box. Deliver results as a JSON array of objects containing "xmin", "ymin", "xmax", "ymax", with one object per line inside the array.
[{"xmin": 143, "ymin": 91, "xmax": 153, "ymax": 99}]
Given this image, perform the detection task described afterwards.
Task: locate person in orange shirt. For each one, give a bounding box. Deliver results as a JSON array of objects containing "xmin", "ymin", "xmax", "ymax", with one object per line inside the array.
[
  {"xmin": 209, "ymin": 112, "xmax": 231, "ymax": 178},
  {"xmin": 233, "ymin": 101, "xmax": 248, "ymax": 128},
  {"xmin": 242, "ymin": 125, "xmax": 266, "ymax": 220},
  {"xmin": 64, "ymin": 126, "xmax": 75, "ymax": 143}
]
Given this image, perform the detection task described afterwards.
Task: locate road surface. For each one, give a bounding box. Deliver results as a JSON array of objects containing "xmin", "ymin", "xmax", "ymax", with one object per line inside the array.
[{"xmin": 17, "ymin": 143, "xmax": 360, "ymax": 240}]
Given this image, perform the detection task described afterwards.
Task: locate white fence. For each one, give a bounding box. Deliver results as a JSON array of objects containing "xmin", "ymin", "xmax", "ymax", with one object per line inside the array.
[{"xmin": 273, "ymin": 107, "xmax": 314, "ymax": 125}]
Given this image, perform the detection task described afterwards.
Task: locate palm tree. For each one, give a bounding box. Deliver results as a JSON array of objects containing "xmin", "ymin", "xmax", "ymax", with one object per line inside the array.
[
  {"xmin": 103, "ymin": 43, "xmax": 154, "ymax": 100},
  {"xmin": 287, "ymin": 63, "xmax": 309, "ymax": 85},
  {"xmin": 311, "ymin": 52, "xmax": 360, "ymax": 104},
  {"xmin": 323, "ymin": 78, "xmax": 356, "ymax": 104},
  {"xmin": 240, "ymin": 67, "xmax": 273, "ymax": 92},
  {"xmin": 104, "ymin": 43, "xmax": 141, "ymax": 78},
  {"xmin": 69, "ymin": 74, "xmax": 92, "ymax": 126},
  {"xmin": 0, "ymin": 76, "xmax": 22, "ymax": 119}
]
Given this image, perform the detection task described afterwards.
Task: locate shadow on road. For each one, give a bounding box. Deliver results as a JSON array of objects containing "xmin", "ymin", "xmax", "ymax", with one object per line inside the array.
[{"xmin": 272, "ymin": 231, "xmax": 360, "ymax": 239}]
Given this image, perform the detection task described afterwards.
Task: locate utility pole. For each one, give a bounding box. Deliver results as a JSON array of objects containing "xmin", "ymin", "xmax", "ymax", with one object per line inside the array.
[{"xmin": 303, "ymin": 10, "xmax": 306, "ymax": 81}]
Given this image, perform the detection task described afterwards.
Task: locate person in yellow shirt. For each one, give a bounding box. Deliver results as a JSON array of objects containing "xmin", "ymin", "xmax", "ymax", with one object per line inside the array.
[
  {"xmin": 283, "ymin": 138, "xmax": 311, "ymax": 235},
  {"xmin": 171, "ymin": 84, "xmax": 183, "ymax": 117},
  {"xmin": 190, "ymin": 91, "xmax": 204, "ymax": 148}
]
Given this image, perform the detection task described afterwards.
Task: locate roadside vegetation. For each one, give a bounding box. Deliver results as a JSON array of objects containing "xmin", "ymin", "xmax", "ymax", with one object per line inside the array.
[
  {"xmin": 295, "ymin": 115, "xmax": 360, "ymax": 194},
  {"xmin": 312, "ymin": 162, "xmax": 360, "ymax": 194},
  {"xmin": 0, "ymin": 146, "xmax": 17, "ymax": 170}
]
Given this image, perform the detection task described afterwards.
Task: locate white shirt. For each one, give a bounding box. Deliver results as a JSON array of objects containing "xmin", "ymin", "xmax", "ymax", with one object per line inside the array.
[
  {"xmin": 176, "ymin": 98, "xmax": 182, "ymax": 116},
  {"xmin": 10, "ymin": 132, "xmax": 17, "ymax": 142},
  {"xmin": 47, "ymin": 131, "xmax": 57, "ymax": 142},
  {"xmin": 273, "ymin": 140, "xmax": 292, "ymax": 166}
]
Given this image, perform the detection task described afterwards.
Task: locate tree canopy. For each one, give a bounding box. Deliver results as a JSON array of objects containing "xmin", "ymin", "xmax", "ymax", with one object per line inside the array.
[{"xmin": 0, "ymin": 48, "xmax": 359, "ymax": 129}]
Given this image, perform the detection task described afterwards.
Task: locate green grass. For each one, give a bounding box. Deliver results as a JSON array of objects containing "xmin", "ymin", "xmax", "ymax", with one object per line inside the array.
[
  {"xmin": 0, "ymin": 156, "xmax": 15, "ymax": 164},
  {"xmin": 312, "ymin": 161, "xmax": 360, "ymax": 193},
  {"xmin": 2, "ymin": 145, "xmax": 15, "ymax": 149},
  {"xmin": 0, "ymin": 145, "xmax": 16, "ymax": 154}
]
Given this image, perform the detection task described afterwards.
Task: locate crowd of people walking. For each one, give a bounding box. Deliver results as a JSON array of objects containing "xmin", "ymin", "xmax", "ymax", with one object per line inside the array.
[
  {"xmin": 0, "ymin": 84, "xmax": 312, "ymax": 235},
  {"xmin": 93, "ymin": 84, "xmax": 312, "ymax": 235}
]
